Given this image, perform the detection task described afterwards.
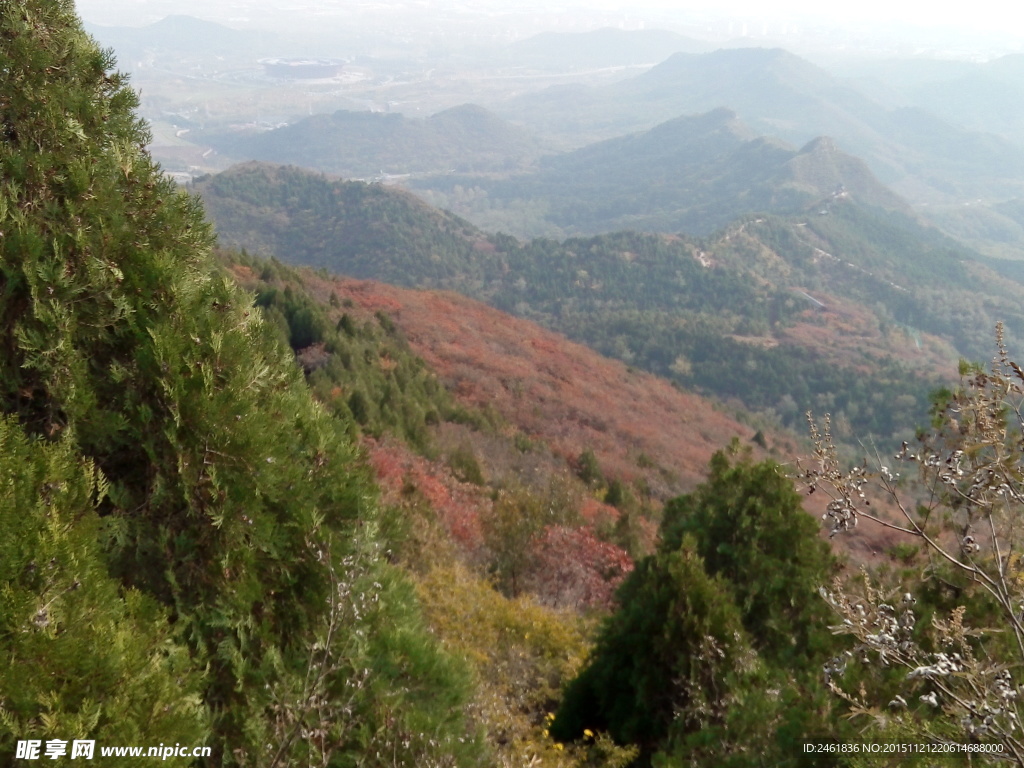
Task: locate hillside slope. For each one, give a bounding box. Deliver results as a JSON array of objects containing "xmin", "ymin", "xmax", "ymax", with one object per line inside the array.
[
  {"xmin": 414, "ymin": 108, "xmax": 911, "ymax": 236},
  {"xmin": 496, "ymin": 47, "xmax": 1024, "ymax": 204},
  {"xmin": 0, "ymin": 6, "xmax": 482, "ymax": 766},
  {"xmin": 195, "ymin": 162, "xmax": 1011, "ymax": 451},
  {"xmin": 205, "ymin": 104, "xmax": 545, "ymax": 178},
  {"xmin": 314, "ymin": 273, "xmax": 770, "ymax": 494},
  {"xmin": 195, "ymin": 161, "xmax": 491, "ymax": 287}
]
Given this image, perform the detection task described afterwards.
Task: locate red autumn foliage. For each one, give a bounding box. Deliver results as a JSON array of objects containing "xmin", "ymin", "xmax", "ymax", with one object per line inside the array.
[
  {"xmin": 780, "ymin": 296, "xmax": 956, "ymax": 379},
  {"xmin": 227, "ymin": 260, "xmax": 896, "ymax": 567},
  {"xmin": 308, "ymin": 276, "xmax": 776, "ymax": 501},
  {"xmin": 364, "ymin": 436, "xmax": 490, "ymax": 555},
  {"xmin": 578, "ymin": 496, "xmax": 617, "ymax": 525},
  {"xmin": 527, "ymin": 525, "xmax": 634, "ymax": 611}
]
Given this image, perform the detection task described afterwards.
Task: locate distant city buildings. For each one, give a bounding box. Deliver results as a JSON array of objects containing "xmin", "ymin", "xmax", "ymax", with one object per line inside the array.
[{"xmin": 259, "ymin": 58, "xmax": 344, "ymax": 79}]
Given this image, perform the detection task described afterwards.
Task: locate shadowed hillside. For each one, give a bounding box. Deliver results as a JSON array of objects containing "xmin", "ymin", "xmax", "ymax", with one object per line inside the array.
[
  {"xmin": 496, "ymin": 47, "xmax": 1024, "ymax": 204},
  {"xmin": 205, "ymin": 104, "xmax": 545, "ymax": 178},
  {"xmin": 414, "ymin": 108, "xmax": 911, "ymax": 236}
]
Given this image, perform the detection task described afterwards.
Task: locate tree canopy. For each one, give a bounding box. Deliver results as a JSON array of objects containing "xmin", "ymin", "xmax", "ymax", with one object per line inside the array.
[
  {"xmin": 0, "ymin": 3, "xmax": 480, "ymax": 765},
  {"xmin": 552, "ymin": 446, "xmax": 846, "ymax": 766}
]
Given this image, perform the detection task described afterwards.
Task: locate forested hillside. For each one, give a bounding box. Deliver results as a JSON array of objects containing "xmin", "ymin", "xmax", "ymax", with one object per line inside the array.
[
  {"xmin": 195, "ymin": 162, "xmax": 1024, "ymax": 451},
  {"xmin": 0, "ymin": 12, "xmax": 847, "ymax": 765},
  {"xmin": 213, "ymin": 250, "xmax": 888, "ymax": 767},
  {"xmin": 227, "ymin": 254, "xmax": 779, "ymax": 494},
  {"xmin": 198, "ymin": 162, "xmax": 491, "ymax": 286},
  {"xmin": 414, "ymin": 110, "xmax": 911, "ymax": 237},
  {"xmin": 210, "ymin": 246, "xmax": 1024, "ymax": 767}
]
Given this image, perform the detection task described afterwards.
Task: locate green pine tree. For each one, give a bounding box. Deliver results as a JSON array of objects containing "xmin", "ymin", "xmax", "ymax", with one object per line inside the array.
[
  {"xmin": 0, "ymin": 4, "xmax": 481, "ymax": 765},
  {"xmin": 660, "ymin": 439, "xmax": 839, "ymax": 665},
  {"xmin": 552, "ymin": 444, "xmax": 848, "ymax": 766},
  {"xmin": 0, "ymin": 416, "xmax": 208, "ymax": 763},
  {"xmin": 551, "ymin": 537, "xmax": 758, "ymax": 764}
]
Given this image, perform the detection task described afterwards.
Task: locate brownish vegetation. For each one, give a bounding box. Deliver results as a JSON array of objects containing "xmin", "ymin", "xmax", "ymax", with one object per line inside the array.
[
  {"xmin": 227, "ymin": 260, "xmax": 910, "ymax": 566},
  {"xmin": 316, "ymin": 276, "xmax": 775, "ymax": 498}
]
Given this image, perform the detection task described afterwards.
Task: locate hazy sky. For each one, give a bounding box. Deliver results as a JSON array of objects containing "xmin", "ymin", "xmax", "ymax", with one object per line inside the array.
[
  {"xmin": 632, "ymin": 0, "xmax": 1020, "ymax": 30},
  {"xmin": 75, "ymin": 0, "xmax": 1024, "ymax": 51},
  {"xmin": 74, "ymin": 0, "xmax": 1022, "ymax": 26}
]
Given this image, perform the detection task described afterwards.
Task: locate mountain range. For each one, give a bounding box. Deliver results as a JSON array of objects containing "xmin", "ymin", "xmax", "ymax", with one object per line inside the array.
[
  {"xmin": 194, "ymin": 161, "xmax": 1024, "ymax": 452},
  {"xmin": 206, "ymin": 104, "xmax": 544, "ymax": 178},
  {"xmin": 85, "ymin": 14, "xmax": 276, "ymax": 60},
  {"xmin": 13, "ymin": 5, "xmax": 1016, "ymax": 764},
  {"xmin": 413, "ymin": 107, "xmax": 910, "ymax": 237},
  {"xmin": 494, "ymin": 47, "xmax": 1024, "ymax": 205},
  {"xmin": 209, "ymin": 43, "xmax": 1024, "ymax": 250}
]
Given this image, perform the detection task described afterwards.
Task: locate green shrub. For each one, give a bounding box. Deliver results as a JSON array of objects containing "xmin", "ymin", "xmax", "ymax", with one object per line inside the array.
[
  {"xmin": 0, "ymin": 417, "xmax": 208, "ymax": 760},
  {"xmin": 0, "ymin": 4, "xmax": 482, "ymax": 764}
]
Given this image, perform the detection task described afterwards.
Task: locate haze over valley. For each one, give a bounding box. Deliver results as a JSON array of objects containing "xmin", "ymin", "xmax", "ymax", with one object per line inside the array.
[
  {"xmin": 77, "ymin": 0, "xmax": 1024, "ymax": 447},
  {"xmin": 82, "ymin": 0, "xmax": 1024, "ymax": 256},
  {"xmin": 79, "ymin": 0, "xmax": 1024, "ymax": 533}
]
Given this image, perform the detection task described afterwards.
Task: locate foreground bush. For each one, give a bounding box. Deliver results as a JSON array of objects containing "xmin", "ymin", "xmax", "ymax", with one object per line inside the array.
[{"xmin": 0, "ymin": 3, "xmax": 481, "ymax": 764}]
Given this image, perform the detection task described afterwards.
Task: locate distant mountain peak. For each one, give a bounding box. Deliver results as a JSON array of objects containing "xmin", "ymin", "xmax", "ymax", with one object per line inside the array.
[
  {"xmin": 656, "ymin": 46, "xmax": 802, "ymax": 71},
  {"xmin": 504, "ymin": 27, "xmax": 710, "ymax": 69},
  {"xmin": 631, "ymin": 46, "xmax": 835, "ymax": 99},
  {"xmin": 644, "ymin": 106, "xmax": 735, "ymax": 125},
  {"xmin": 785, "ymin": 136, "xmax": 912, "ymax": 213},
  {"xmin": 701, "ymin": 106, "xmax": 741, "ymax": 122},
  {"xmin": 799, "ymin": 136, "xmax": 840, "ymax": 154},
  {"xmin": 649, "ymin": 107, "xmax": 747, "ymax": 135},
  {"xmin": 431, "ymin": 103, "xmax": 492, "ymax": 119},
  {"xmin": 148, "ymin": 14, "xmax": 245, "ymax": 36},
  {"xmin": 428, "ymin": 103, "xmax": 514, "ymax": 129},
  {"xmin": 209, "ymin": 105, "xmax": 541, "ymax": 177},
  {"xmin": 710, "ymin": 46, "xmax": 790, "ymax": 60}
]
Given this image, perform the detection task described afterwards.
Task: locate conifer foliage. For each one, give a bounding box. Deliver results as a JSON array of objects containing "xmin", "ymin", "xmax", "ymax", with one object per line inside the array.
[
  {"xmin": 552, "ymin": 446, "xmax": 845, "ymax": 766},
  {"xmin": 0, "ymin": 3, "xmax": 479, "ymax": 765},
  {"xmin": 0, "ymin": 415, "xmax": 209, "ymax": 752},
  {"xmin": 660, "ymin": 441, "xmax": 838, "ymax": 666}
]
